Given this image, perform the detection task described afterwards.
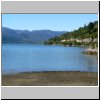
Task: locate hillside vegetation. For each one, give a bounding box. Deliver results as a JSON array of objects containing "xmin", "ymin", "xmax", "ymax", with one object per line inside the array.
[{"xmin": 44, "ymin": 21, "xmax": 98, "ymax": 49}]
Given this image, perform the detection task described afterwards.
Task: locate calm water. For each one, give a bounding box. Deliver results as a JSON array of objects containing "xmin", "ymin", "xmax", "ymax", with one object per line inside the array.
[{"xmin": 2, "ymin": 44, "xmax": 98, "ymax": 74}]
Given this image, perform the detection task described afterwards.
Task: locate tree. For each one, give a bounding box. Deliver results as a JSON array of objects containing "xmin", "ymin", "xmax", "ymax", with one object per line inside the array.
[{"xmin": 88, "ymin": 22, "xmax": 94, "ymax": 34}]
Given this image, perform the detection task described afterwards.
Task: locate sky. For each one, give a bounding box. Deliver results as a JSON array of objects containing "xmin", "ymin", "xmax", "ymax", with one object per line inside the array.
[{"xmin": 2, "ymin": 14, "xmax": 98, "ymax": 31}]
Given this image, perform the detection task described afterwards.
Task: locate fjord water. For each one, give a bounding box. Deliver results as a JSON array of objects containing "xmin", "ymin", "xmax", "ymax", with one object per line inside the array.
[{"xmin": 2, "ymin": 44, "xmax": 98, "ymax": 74}]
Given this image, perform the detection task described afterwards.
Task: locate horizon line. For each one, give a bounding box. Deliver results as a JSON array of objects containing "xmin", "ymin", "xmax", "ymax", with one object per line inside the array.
[{"xmin": 2, "ymin": 26, "xmax": 68, "ymax": 32}]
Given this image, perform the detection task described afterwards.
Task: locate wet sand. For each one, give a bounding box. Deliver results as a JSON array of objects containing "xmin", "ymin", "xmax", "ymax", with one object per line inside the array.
[{"xmin": 2, "ymin": 71, "xmax": 98, "ymax": 86}]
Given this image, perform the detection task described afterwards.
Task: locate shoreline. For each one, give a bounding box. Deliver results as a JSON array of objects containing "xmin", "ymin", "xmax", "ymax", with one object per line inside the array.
[
  {"xmin": 2, "ymin": 71, "xmax": 98, "ymax": 86},
  {"xmin": 82, "ymin": 48, "xmax": 98, "ymax": 55}
]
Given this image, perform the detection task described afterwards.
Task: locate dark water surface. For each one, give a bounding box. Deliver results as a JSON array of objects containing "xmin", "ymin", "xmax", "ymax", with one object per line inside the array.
[{"xmin": 2, "ymin": 44, "xmax": 98, "ymax": 74}]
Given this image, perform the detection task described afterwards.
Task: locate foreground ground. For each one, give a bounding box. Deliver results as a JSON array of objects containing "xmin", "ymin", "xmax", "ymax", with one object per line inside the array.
[{"xmin": 2, "ymin": 71, "xmax": 98, "ymax": 86}]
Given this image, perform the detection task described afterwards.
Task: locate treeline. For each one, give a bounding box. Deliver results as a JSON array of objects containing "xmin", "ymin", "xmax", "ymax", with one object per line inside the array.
[{"xmin": 44, "ymin": 21, "xmax": 98, "ymax": 48}]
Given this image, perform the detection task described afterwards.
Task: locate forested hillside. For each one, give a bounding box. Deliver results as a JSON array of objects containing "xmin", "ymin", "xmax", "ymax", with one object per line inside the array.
[{"xmin": 44, "ymin": 21, "xmax": 98, "ymax": 48}]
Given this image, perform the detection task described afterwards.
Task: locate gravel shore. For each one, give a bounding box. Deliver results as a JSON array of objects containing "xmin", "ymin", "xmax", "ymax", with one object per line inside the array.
[{"xmin": 2, "ymin": 71, "xmax": 98, "ymax": 86}]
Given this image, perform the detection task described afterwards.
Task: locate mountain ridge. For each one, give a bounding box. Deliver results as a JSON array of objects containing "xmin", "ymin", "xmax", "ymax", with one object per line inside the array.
[{"xmin": 2, "ymin": 27, "xmax": 67, "ymax": 43}]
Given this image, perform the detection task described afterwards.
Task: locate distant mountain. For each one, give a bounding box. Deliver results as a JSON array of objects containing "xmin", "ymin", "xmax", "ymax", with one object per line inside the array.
[{"xmin": 2, "ymin": 27, "xmax": 66, "ymax": 43}]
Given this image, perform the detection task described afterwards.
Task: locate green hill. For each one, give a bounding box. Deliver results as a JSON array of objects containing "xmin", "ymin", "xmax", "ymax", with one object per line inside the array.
[{"xmin": 44, "ymin": 21, "xmax": 98, "ymax": 48}]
